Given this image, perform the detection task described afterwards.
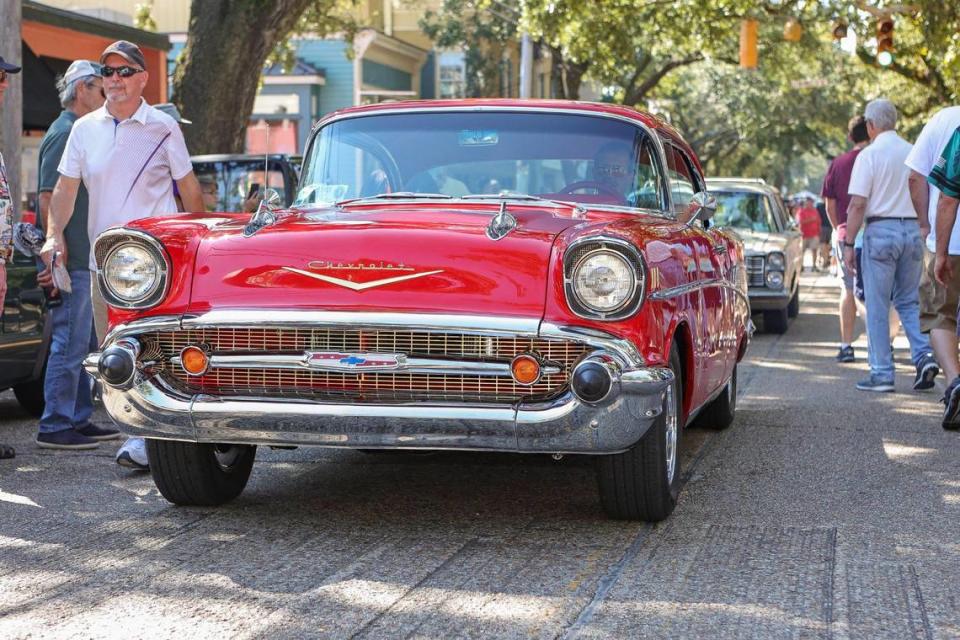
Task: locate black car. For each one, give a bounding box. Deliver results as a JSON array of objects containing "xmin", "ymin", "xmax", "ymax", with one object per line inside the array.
[
  {"xmin": 191, "ymin": 154, "xmax": 300, "ymax": 210},
  {"xmin": 1, "ymin": 247, "xmax": 49, "ymax": 416}
]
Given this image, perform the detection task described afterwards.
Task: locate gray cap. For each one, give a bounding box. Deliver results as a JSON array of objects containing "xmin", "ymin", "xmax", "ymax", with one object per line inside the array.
[{"xmin": 63, "ymin": 60, "xmax": 102, "ymax": 86}]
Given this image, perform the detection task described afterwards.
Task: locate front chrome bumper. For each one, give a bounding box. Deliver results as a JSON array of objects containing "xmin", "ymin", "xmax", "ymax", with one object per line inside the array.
[{"xmin": 85, "ymin": 312, "xmax": 673, "ymax": 454}]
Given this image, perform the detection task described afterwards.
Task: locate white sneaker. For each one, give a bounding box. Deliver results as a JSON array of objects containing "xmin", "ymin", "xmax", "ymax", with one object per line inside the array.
[{"xmin": 115, "ymin": 437, "xmax": 149, "ymax": 471}]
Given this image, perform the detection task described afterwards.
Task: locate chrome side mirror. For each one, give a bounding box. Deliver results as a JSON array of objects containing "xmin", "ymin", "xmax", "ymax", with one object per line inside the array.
[{"xmin": 682, "ymin": 191, "xmax": 717, "ymax": 226}]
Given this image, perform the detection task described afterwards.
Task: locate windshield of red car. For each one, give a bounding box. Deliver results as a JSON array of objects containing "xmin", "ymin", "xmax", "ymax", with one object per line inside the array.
[
  {"xmin": 711, "ymin": 191, "xmax": 776, "ymax": 232},
  {"xmin": 295, "ymin": 111, "xmax": 667, "ymax": 211}
]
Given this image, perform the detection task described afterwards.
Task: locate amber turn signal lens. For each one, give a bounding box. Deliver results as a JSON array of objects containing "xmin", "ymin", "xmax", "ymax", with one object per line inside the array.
[
  {"xmin": 511, "ymin": 354, "xmax": 541, "ymax": 385},
  {"xmin": 181, "ymin": 345, "xmax": 209, "ymax": 376}
]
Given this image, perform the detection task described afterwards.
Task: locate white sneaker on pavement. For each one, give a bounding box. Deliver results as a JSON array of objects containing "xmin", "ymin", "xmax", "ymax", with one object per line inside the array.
[{"xmin": 115, "ymin": 437, "xmax": 149, "ymax": 471}]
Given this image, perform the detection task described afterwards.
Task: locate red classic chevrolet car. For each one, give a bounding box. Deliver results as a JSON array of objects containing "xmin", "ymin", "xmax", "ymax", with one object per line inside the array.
[{"xmin": 86, "ymin": 100, "xmax": 750, "ymax": 521}]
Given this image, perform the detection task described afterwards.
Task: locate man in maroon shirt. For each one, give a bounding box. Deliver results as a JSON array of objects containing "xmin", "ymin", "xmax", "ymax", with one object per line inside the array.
[{"xmin": 822, "ymin": 116, "xmax": 870, "ymax": 362}]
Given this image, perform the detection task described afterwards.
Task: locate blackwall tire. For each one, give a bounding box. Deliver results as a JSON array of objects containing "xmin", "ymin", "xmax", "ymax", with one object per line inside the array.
[
  {"xmin": 763, "ymin": 307, "xmax": 789, "ymax": 334},
  {"xmin": 147, "ymin": 439, "xmax": 256, "ymax": 506},
  {"xmin": 596, "ymin": 343, "xmax": 683, "ymax": 522},
  {"xmin": 13, "ymin": 377, "xmax": 45, "ymax": 418},
  {"xmin": 787, "ymin": 287, "xmax": 800, "ymax": 318},
  {"xmin": 694, "ymin": 364, "xmax": 737, "ymax": 431}
]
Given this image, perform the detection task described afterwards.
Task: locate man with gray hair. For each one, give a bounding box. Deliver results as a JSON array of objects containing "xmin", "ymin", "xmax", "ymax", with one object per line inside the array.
[
  {"xmin": 842, "ymin": 98, "xmax": 939, "ymax": 392},
  {"xmin": 33, "ymin": 60, "xmax": 120, "ymax": 449}
]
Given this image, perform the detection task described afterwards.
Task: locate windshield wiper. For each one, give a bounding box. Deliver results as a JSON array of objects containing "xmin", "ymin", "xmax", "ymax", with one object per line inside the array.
[
  {"xmin": 462, "ymin": 192, "xmax": 585, "ymax": 213},
  {"xmin": 336, "ymin": 192, "xmax": 453, "ymax": 206}
]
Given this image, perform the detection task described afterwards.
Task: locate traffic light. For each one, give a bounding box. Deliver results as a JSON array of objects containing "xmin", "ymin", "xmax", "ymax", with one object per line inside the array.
[
  {"xmin": 740, "ymin": 19, "xmax": 758, "ymax": 69},
  {"xmin": 877, "ymin": 17, "xmax": 894, "ymax": 66}
]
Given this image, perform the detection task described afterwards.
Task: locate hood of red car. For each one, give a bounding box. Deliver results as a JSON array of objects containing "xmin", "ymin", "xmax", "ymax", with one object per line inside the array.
[{"xmin": 187, "ymin": 204, "xmax": 588, "ymax": 316}]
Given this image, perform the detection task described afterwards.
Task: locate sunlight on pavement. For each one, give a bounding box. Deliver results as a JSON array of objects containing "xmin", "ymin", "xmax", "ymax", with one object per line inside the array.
[
  {"xmin": 881, "ymin": 441, "xmax": 937, "ymax": 460},
  {"xmin": 0, "ymin": 489, "xmax": 42, "ymax": 508}
]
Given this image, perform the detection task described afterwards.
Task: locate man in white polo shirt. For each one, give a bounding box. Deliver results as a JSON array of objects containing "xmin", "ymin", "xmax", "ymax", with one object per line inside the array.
[
  {"xmin": 842, "ymin": 98, "xmax": 938, "ymax": 393},
  {"xmin": 42, "ymin": 40, "xmax": 204, "ymax": 470},
  {"xmin": 905, "ymin": 106, "xmax": 960, "ymax": 423}
]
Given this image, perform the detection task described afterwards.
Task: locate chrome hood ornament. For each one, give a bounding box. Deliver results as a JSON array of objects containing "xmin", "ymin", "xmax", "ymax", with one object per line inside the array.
[{"xmin": 486, "ymin": 201, "xmax": 517, "ymax": 241}]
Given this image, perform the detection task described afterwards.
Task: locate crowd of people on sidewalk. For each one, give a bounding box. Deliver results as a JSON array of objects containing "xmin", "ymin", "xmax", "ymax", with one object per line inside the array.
[
  {"xmin": 0, "ymin": 41, "xmax": 205, "ymax": 463},
  {"xmin": 821, "ymin": 98, "xmax": 960, "ymax": 429}
]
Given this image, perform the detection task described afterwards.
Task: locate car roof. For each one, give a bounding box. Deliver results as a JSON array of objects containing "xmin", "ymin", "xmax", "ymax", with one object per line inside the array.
[
  {"xmin": 191, "ymin": 154, "xmax": 294, "ymax": 162},
  {"xmin": 706, "ymin": 178, "xmax": 780, "ymax": 197}
]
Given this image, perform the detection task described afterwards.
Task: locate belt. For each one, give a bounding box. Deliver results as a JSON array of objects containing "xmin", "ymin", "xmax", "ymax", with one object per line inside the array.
[{"xmin": 865, "ymin": 216, "xmax": 917, "ymax": 224}]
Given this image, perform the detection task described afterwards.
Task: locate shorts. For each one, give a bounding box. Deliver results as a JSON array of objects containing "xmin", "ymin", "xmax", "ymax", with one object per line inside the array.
[
  {"xmin": 802, "ymin": 236, "xmax": 819, "ymax": 252},
  {"xmin": 833, "ymin": 237, "xmax": 855, "ymax": 291},
  {"xmin": 819, "ymin": 227, "xmax": 832, "ymax": 244},
  {"xmin": 919, "ymin": 247, "xmax": 960, "ymax": 333}
]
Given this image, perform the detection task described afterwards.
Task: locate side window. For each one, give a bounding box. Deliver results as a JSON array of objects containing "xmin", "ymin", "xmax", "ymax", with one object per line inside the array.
[
  {"xmin": 634, "ymin": 139, "xmax": 667, "ymax": 211},
  {"xmin": 664, "ymin": 146, "xmax": 696, "ymax": 215},
  {"xmin": 763, "ymin": 196, "xmax": 783, "ymax": 232}
]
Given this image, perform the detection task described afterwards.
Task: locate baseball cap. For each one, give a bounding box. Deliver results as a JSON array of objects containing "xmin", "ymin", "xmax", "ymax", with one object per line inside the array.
[
  {"xmin": 62, "ymin": 60, "xmax": 102, "ymax": 86},
  {"xmin": 100, "ymin": 40, "xmax": 146, "ymax": 70},
  {"xmin": 0, "ymin": 56, "xmax": 21, "ymax": 73}
]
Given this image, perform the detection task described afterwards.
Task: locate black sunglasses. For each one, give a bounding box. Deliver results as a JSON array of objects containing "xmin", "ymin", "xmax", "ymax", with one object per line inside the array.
[{"xmin": 102, "ymin": 65, "xmax": 144, "ymax": 78}]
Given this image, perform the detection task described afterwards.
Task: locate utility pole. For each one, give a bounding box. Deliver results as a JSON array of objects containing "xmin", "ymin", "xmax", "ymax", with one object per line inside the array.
[
  {"xmin": 0, "ymin": 0, "xmax": 22, "ymax": 216},
  {"xmin": 519, "ymin": 33, "xmax": 533, "ymax": 98}
]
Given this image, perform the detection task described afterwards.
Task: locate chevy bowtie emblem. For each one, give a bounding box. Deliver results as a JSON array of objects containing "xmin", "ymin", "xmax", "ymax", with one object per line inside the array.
[
  {"xmin": 305, "ymin": 352, "xmax": 405, "ymax": 371},
  {"xmin": 281, "ymin": 266, "xmax": 443, "ymax": 291}
]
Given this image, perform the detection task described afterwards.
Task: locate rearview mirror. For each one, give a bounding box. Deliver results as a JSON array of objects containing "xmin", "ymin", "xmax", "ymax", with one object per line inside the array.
[{"xmin": 682, "ymin": 191, "xmax": 717, "ymax": 225}]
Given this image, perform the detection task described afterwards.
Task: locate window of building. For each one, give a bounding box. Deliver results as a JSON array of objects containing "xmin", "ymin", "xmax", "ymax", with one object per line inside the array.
[{"xmin": 438, "ymin": 51, "xmax": 466, "ymax": 99}]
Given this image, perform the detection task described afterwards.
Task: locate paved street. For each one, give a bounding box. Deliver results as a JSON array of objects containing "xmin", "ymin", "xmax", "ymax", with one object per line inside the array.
[{"xmin": 0, "ymin": 272, "xmax": 957, "ymax": 639}]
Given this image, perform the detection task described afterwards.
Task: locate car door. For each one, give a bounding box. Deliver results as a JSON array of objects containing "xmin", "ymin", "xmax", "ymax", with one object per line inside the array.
[
  {"xmin": 663, "ymin": 143, "xmax": 728, "ymax": 396},
  {"xmin": 0, "ymin": 249, "xmax": 45, "ymax": 386}
]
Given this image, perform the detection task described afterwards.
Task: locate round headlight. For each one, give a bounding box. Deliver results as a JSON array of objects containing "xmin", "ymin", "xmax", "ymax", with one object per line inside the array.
[
  {"xmin": 571, "ymin": 250, "xmax": 636, "ymax": 313},
  {"xmin": 766, "ymin": 252, "xmax": 786, "ymax": 271},
  {"xmin": 765, "ymin": 270, "xmax": 785, "ymax": 288},
  {"xmin": 103, "ymin": 243, "xmax": 161, "ymax": 302}
]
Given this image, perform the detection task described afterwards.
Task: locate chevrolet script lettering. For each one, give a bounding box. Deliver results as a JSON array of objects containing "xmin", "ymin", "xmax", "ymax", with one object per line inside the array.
[{"xmin": 281, "ymin": 261, "xmax": 443, "ymax": 291}]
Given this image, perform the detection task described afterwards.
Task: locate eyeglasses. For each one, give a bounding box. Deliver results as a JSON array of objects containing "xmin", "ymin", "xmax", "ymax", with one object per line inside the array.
[{"xmin": 101, "ymin": 65, "xmax": 144, "ymax": 78}]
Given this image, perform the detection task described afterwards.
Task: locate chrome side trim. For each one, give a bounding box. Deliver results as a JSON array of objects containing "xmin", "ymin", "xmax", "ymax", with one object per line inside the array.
[
  {"xmin": 102, "ymin": 314, "xmax": 182, "ymax": 346},
  {"xmin": 174, "ymin": 352, "xmax": 561, "ymax": 378},
  {"xmin": 649, "ymin": 278, "xmax": 749, "ymax": 306}
]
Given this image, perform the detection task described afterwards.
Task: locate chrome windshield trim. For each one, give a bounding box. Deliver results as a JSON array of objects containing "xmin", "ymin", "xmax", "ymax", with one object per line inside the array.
[
  {"xmin": 305, "ymin": 105, "xmax": 677, "ymax": 222},
  {"xmin": 174, "ymin": 352, "xmax": 561, "ymax": 377}
]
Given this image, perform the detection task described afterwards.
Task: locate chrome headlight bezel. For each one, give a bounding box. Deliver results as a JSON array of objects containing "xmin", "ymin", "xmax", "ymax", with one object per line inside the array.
[
  {"xmin": 94, "ymin": 229, "xmax": 170, "ymax": 309},
  {"xmin": 765, "ymin": 270, "xmax": 785, "ymax": 288},
  {"xmin": 563, "ymin": 236, "xmax": 647, "ymax": 321},
  {"xmin": 766, "ymin": 251, "xmax": 786, "ymax": 272}
]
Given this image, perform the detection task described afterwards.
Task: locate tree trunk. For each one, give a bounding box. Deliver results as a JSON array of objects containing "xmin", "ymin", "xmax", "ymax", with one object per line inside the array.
[
  {"xmin": 172, "ymin": 0, "xmax": 315, "ymax": 154},
  {"xmin": 0, "ymin": 0, "xmax": 22, "ymax": 216}
]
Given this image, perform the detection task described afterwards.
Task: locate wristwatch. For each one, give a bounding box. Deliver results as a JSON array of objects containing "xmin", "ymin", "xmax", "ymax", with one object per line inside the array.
[{"xmin": 843, "ymin": 241, "xmax": 856, "ymax": 248}]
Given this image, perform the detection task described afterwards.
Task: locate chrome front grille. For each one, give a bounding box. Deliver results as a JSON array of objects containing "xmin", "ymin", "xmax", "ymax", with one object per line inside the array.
[
  {"xmin": 746, "ymin": 255, "xmax": 765, "ymax": 288},
  {"xmin": 139, "ymin": 327, "xmax": 589, "ymax": 404}
]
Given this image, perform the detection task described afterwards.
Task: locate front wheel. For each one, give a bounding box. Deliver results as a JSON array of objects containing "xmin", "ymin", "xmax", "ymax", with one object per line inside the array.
[
  {"xmin": 787, "ymin": 286, "xmax": 800, "ymax": 318},
  {"xmin": 763, "ymin": 307, "xmax": 789, "ymax": 334},
  {"xmin": 147, "ymin": 440, "xmax": 256, "ymax": 506},
  {"xmin": 596, "ymin": 343, "xmax": 683, "ymax": 521}
]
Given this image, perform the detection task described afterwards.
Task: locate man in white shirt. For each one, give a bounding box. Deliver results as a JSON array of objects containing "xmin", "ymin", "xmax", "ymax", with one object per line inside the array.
[
  {"xmin": 41, "ymin": 40, "xmax": 204, "ymax": 470},
  {"xmin": 842, "ymin": 99, "xmax": 938, "ymax": 393},
  {"xmin": 905, "ymin": 106, "xmax": 960, "ymax": 414}
]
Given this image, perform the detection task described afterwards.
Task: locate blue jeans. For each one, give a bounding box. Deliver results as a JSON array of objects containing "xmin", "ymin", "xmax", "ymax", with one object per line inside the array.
[
  {"xmin": 38, "ymin": 269, "xmax": 98, "ymax": 433},
  {"xmin": 861, "ymin": 219, "xmax": 931, "ymax": 381}
]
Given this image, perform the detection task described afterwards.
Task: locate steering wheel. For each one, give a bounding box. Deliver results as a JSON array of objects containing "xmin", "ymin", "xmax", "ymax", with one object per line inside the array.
[{"xmin": 558, "ymin": 180, "xmax": 624, "ymax": 200}]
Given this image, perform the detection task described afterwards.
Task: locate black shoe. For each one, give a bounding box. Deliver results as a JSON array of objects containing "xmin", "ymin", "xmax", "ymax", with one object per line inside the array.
[
  {"xmin": 0, "ymin": 444, "xmax": 14, "ymax": 459},
  {"xmin": 836, "ymin": 346, "xmax": 855, "ymax": 363},
  {"xmin": 913, "ymin": 354, "xmax": 939, "ymax": 391},
  {"xmin": 75, "ymin": 422, "xmax": 121, "ymax": 441},
  {"xmin": 942, "ymin": 377, "xmax": 960, "ymax": 430},
  {"xmin": 35, "ymin": 429, "xmax": 99, "ymax": 450}
]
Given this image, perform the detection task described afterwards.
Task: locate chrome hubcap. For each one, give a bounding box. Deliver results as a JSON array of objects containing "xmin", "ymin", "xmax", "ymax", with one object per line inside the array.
[{"xmin": 664, "ymin": 382, "xmax": 678, "ymax": 484}]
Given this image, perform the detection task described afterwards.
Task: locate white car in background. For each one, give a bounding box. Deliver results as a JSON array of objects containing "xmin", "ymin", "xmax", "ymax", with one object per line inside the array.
[{"xmin": 706, "ymin": 178, "xmax": 802, "ymax": 333}]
